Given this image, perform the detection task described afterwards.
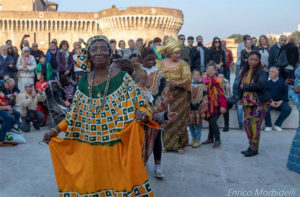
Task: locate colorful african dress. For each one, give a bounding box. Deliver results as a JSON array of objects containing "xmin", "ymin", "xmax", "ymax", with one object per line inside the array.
[
  {"xmin": 242, "ymin": 70, "xmax": 269, "ymax": 151},
  {"xmin": 142, "ymin": 67, "xmax": 172, "ymax": 163},
  {"xmin": 287, "ymin": 66, "xmax": 300, "ymax": 174},
  {"xmin": 156, "ymin": 60, "xmax": 191, "ymax": 150},
  {"xmin": 49, "ymin": 71, "xmax": 158, "ymax": 197}
]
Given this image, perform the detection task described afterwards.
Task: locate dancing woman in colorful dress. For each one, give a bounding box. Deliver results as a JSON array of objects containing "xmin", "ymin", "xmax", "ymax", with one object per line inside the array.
[
  {"xmin": 287, "ymin": 65, "xmax": 300, "ymax": 174},
  {"xmin": 43, "ymin": 35, "xmax": 157, "ymax": 197}
]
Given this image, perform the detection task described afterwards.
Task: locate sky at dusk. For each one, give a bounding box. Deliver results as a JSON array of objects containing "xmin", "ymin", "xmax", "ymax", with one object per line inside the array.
[{"xmin": 57, "ymin": 0, "xmax": 300, "ymax": 44}]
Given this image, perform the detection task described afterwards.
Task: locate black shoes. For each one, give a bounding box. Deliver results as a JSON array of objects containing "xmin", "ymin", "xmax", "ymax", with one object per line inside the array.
[
  {"xmin": 241, "ymin": 147, "xmax": 258, "ymax": 157},
  {"xmin": 241, "ymin": 147, "xmax": 251, "ymax": 155},
  {"xmin": 223, "ymin": 125, "xmax": 229, "ymax": 132}
]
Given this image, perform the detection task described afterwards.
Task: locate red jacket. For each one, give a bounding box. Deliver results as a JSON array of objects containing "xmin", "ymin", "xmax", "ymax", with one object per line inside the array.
[
  {"xmin": 225, "ymin": 48, "xmax": 233, "ymax": 68},
  {"xmin": 35, "ymin": 80, "xmax": 49, "ymax": 92}
]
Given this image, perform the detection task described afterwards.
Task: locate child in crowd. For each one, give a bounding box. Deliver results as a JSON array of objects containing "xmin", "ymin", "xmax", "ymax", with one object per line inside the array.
[
  {"xmin": 35, "ymin": 55, "xmax": 53, "ymax": 81},
  {"xmin": 202, "ymin": 61, "xmax": 227, "ymax": 148},
  {"xmin": 189, "ymin": 69, "xmax": 208, "ymax": 148},
  {"xmin": 202, "ymin": 71, "xmax": 207, "ymax": 78},
  {"xmin": 217, "ymin": 73, "xmax": 234, "ymax": 132},
  {"xmin": 60, "ymin": 74, "xmax": 77, "ymax": 107},
  {"xmin": 35, "ymin": 72, "xmax": 49, "ymax": 125}
]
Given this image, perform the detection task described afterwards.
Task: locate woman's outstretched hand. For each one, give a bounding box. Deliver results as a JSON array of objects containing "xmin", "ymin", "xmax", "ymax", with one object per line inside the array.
[
  {"xmin": 43, "ymin": 130, "xmax": 58, "ymax": 144},
  {"xmin": 135, "ymin": 110, "xmax": 148, "ymax": 122}
]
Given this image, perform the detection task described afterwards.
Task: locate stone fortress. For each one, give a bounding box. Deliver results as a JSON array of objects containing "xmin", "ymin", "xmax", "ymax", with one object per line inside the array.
[{"xmin": 0, "ymin": 0, "xmax": 183, "ymax": 52}]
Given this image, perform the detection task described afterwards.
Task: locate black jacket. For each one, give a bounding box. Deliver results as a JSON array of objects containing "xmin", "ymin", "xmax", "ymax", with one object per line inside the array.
[
  {"xmin": 269, "ymin": 43, "xmax": 281, "ymax": 67},
  {"xmin": 207, "ymin": 49, "xmax": 225, "ymax": 65},
  {"xmin": 284, "ymin": 43, "xmax": 299, "ymax": 67},
  {"xmin": 240, "ymin": 49, "xmax": 251, "ymax": 68},
  {"xmin": 239, "ymin": 68, "xmax": 270, "ymax": 104},
  {"xmin": 190, "ymin": 45, "xmax": 208, "ymax": 71}
]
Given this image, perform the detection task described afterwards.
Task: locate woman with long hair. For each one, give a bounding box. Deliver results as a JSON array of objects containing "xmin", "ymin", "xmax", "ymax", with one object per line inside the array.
[
  {"xmin": 257, "ymin": 35, "xmax": 270, "ymax": 72},
  {"xmin": 56, "ymin": 40, "xmax": 73, "ymax": 79},
  {"xmin": 208, "ymin": 37, "xmax": 226, "ymax": 73},
  {"xmin": 156, "ymin": 37, "xmax": 191, "ymax": 154},
  {"xmin": 239, "ymin": 51, "xmax": 270, "ymax": 157}
]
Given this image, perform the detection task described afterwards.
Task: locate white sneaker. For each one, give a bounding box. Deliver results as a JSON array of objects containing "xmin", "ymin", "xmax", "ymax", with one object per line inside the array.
[
  {"xmin": 274, "ymin": 125, "xmax": 283, "ymax": 132},
  {"xmin": 264, "ymin": 127, "xmax": 272, "ymax": 132},
  {"xmin": 154, "ymin": 166, "xmax": 165, "ymax": 179}
]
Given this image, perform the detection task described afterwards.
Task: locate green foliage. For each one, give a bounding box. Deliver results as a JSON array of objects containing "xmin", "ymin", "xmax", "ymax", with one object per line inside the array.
[{"xmin": 227, "ymin": 34, "xmax": 244, "ymax": 43}]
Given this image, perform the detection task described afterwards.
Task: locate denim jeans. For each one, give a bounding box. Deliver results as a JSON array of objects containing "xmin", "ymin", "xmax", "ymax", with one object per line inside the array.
[
  {"xmin": 0, "ymin": 110, "xmax": 14, "ymax": 133},
  {"xmin": 0, "ymin": 116, "xmax": 6, "ymax": 141},
  {"xmin": 265, "ymin": 102, "xmax": 292, "ymax": 127},
  {"xmin": 189, "ymin": 124, "xmax": 202, "ymax": 142},
  {"xmin": 224, "ymin": 67, "xmax": 230, "ymax": 81},
  {"xmin": 237, "ymin": 103, "xmax": 244, "ymax": 127}
]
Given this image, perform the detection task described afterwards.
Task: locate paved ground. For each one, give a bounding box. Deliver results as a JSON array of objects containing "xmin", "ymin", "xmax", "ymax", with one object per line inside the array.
[{"xmin": 0, "ymin": 127, "xmax": 300, "ymax": 197}]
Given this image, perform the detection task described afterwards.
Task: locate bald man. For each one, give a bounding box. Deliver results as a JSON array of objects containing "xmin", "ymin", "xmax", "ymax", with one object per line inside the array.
[
  {"xmin": 269, "ymin": 35, "xmax": 287, "ymax": 67},
  {"xmin": 264, "ymin": 67, "xmax": 291, "ymax": 132}
]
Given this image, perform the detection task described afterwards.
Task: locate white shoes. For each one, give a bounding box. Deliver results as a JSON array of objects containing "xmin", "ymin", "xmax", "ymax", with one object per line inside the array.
[
  {"xmin": 154, "ymin": 166, "xmax": 165, "ymax": 179},
  {"xmin": 264, "ymin": 127, "xmax": 272, "ymax": 132},
  {"xmin": 273, "ymin": 125, "xmax": 283, "ymax": 132},
  {"xmin": 264, "ymin": 126, "xmax": 283, "ymax": 132}
]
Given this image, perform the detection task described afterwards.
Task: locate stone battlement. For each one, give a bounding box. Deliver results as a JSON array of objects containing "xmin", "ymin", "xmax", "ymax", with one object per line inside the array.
[{"xmin": 0, "ymin": 6, "xmax": 183, "ymax": 51}]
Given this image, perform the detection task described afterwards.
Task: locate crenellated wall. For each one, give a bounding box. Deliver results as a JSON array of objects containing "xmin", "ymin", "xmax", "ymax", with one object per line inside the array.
[
  {"xmin": 99, "ymin": 7, "xmax": 183, "ymax": 43},
  {"xmin": 0, "ymin": 6, "xmax": 183, "ymax": 52}
]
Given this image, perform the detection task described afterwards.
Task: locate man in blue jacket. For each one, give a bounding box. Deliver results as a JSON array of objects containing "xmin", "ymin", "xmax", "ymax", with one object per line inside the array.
[
  {"xmin": 0, "ymin": 45, "xmax": 15, "ymax": 79},
  {"xmin": 265, "ymin": 67, "xmax": 291, "ymax": 131}
]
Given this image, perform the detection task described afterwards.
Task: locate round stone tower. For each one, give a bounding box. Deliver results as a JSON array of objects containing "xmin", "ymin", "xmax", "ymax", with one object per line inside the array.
[{"xmin": 98, "ymin": 6, "xmax": 183, "ymax": 43}]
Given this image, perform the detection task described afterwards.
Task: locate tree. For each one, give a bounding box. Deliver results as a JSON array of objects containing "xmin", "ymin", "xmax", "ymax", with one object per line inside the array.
[
  {"xmin": 227, "ymin": 34, "xmax": 244, "ymax": 43},
  {"xmin": 289, "ymin": 31, "xmax": 300, "ymax": 42},
  {"xmin": 268, "ymin": 36, "xmax": 277, "ymax": 46}
]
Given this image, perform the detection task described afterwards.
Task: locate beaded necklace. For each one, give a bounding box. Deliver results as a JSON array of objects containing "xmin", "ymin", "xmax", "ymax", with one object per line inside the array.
[{"xmin": 88, "ymin": 67, "xmax": 111, "ymax": 113}]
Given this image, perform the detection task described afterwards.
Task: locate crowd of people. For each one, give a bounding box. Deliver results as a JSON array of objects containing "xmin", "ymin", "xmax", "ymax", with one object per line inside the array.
[{"xmin": 0, "ymin": 32, "xmax": 299, "ymax": 196}]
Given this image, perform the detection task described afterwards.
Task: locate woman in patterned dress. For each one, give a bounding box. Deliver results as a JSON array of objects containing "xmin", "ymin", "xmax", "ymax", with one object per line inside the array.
[
  {"xmin": 156, "ymin": 37, "xmax": 191, "ymax": 154},
  {"xmin": 287, "ymin": 65, "xmax": 300, "ymax": 174},
  {"xmin": 43, "ymin": 35, "xmax": 157, "ymax": 197}
]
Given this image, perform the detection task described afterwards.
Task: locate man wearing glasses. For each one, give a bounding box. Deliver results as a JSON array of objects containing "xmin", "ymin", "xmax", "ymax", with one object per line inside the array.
[
  {"xmin": 31, "ymin": 42, "xmax": 44, "ymax": 64},
  {"xmin": 178, "ymin": 34, "xmax": 191, "ymax": 65}
]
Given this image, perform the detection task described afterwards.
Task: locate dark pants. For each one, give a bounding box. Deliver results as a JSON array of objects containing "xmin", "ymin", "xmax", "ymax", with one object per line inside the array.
[
  {"xmin": 265, "ymin": 102, "xmax": 292, "ymax": 127},
  {"xmin": 223, "ymin": 102, "xmax": 234, "ymax": 127},
  {"xmin": 279, "ymin": 68, "xmax": 295, "ymax": 80},
  {"xmin": 208, "ymin": 115, "xmax": 220, "ymax": 141},
  {"xmin": 153, "ymin": 130, "xmax": 162, "ymax": 163},
  {"xmin": 20, "ymin": 111, "xmax": 45, "ymax": 132},
  {"xmin": 224, "ymin": 67, "xmax": 230, "ymax": 81}
]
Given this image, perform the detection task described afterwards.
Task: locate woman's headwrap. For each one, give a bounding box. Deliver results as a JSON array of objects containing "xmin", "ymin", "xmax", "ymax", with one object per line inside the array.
[
  {"xmin": 157, "ymin": 36, "xmax": 184, "ymax": 55},
  {"xmin": 74, "ymin": 35, "xmax": 111, "ymax": 72}
]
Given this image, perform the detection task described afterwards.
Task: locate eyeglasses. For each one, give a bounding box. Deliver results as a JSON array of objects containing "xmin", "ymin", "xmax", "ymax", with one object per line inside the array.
[
  {"xmin": 90, "ymin": 47, "xmax": 109, "ymax": 55},
  {"xmin": 214, "ymin": 41, "xmax": 220, "ymax": 43}
]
